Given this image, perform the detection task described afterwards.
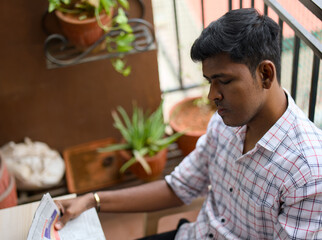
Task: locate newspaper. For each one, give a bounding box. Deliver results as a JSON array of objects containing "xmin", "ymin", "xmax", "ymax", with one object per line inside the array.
[{"xmin": 27, "ymin": 193, "xmax": 106, "ymax": 240}]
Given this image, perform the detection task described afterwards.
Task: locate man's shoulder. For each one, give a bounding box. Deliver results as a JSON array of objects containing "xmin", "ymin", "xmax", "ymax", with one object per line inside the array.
[
  {"xmin": 285, "ymin": 95, "xmax": 322, "ymax": 149},
  {"xmin": 287, "ymin": 111, "xmax": 322, "ymax": 148},
  {"xmin": 284, "ymin": 111, "xmax": 322, "ymax": 177}
]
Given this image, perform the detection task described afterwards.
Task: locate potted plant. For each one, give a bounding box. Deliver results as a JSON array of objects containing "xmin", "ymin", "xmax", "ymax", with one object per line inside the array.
[
  {"xmin": 48, "ymin": 0, "xmax": 135, "ymax": 76},
  {"xmin": 98, "ymin": 102, "xmax": 184, "ymax": 181},
  {"xmin": 169, "ymin": 92, "xmax": 217, "ymax": 156}
]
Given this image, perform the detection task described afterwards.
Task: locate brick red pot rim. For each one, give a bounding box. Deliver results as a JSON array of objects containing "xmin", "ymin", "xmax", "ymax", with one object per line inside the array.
[
  {"xmin": 169, "ymin": 96, "xmax": 210, "ymax": 137},
  {"xmin": 55, "ymin": 10, "xmax": 111, "ymax": 25}
]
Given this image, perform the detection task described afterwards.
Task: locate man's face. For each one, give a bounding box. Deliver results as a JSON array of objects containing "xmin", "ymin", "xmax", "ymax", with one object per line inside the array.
[{"xmin": 202, "ymin": 54, "xmax": 265, "ymax": 127}]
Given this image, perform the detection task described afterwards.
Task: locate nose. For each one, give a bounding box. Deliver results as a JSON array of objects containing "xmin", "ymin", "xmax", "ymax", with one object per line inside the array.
[{"xmin": 208, "ymin": 81, "xmax": 223, "ymax": 102}]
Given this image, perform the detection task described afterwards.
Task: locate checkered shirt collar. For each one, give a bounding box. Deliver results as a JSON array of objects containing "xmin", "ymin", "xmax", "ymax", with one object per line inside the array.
[{"xmin": 233, "ymin": 90, "xmax": 297, "ymax": 153}]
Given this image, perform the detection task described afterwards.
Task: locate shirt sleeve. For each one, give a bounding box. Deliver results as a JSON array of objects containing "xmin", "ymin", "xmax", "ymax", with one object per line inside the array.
[
  {"xmin": 276, "ymin": 178, "xmax": 322, "ymax": 240},
  {"xmin": 165, "ymin": 114, "xmax": 219, "ymax": 204}
]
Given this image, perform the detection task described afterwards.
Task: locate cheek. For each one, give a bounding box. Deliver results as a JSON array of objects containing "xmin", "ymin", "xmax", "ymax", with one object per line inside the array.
[{"xmin": 228, "ymin": 85, "xmax": 261, "ymax": 114}]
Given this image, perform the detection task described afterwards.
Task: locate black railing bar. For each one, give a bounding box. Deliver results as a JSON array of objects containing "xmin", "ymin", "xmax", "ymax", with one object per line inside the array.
[
  {"xmin": 240, "ymin": 0, "xmax": 243, "ymax": 8},
  {"xmin": 279, "ymin": 18, "xmax": 284, "ymax": 52},
  {"xmin": 264, "ymin": 3, "xmax": 268, "ymax": 15},
  {"xmin": 308, "ymin": 54, "xmax": 320, "ymax": 121},
  {"xmin": 161, "ymin": 83, "xmax": 204, "ymax": 94},
  {"xmin": 299, "ymin": 0, "xmax": 322, "ymax": 21},
  {"xmin": 173, "ymin": 0, "xmax": 183, "ymax": 89},
  {"xmin": 290, "ymin": 36, "xmax": 301, "ymax": 100},
  {"xmin": 229, "ymin": 0, "xmax": 232, "ymax": 11},
  {"xmin": 201, "ymin": 0, "xmax": 205, "ymax": 29},
  {"xmin": 264, "ymin": 0, "xmax": 322, "ymax": 59},
  {"xmin": 251, "ymin": 0, "xmax": 255, "ymax": 8}
]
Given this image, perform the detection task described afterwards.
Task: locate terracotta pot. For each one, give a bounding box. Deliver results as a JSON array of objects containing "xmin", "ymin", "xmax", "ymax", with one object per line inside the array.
[
  {"xmin": 0, "ymin": 157, "xmax": 17, "ymax": 209},
  {"xmin": 169, "ymin": 96, "xmax": 216, "ymax": 156},
  {"xmin": 55, "ymin": 10, "xmax": 112, "ymax": 47},
  {"xmin": 119, "ymin": 148, "xmax": 168, "ymax": 181}
]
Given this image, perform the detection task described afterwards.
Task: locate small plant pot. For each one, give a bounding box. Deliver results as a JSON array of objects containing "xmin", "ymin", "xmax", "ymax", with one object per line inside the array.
[
  {"xmin": 0, "ymin": 157, "xmax": 17, "ymax": 209},
  {"xmin": 169, "ymin": 96, "xmax": 217, "ymax": 156},
  {"xmin": 119, "ymin": 148, "xmax": 168, "ymax": 181},
  {"xmin": 55, "ymin": 10, "xmax": 112, "ymax": 47}
]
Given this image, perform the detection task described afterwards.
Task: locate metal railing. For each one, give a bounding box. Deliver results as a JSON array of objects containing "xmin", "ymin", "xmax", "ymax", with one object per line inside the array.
[{"xmin": 161, "ymin": 0, "xmax": 321, "ymax": 123}]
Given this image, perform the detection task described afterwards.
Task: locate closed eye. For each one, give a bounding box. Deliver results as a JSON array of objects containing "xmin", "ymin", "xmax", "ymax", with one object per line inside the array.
[{"xmin": 220, "ymin": 79, "xmax": 232, "ymax": 85}]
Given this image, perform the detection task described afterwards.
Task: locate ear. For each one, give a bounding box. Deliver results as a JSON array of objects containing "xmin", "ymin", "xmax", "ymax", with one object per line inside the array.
[{"xmin": 258, "ymin": 60, "xmax": 275, "ymax": 89}]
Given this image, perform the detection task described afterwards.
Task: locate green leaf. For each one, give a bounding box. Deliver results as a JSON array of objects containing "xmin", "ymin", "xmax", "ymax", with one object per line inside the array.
[
  {"xmin": 97, "ymin": 143, "xmax": 131, "ymax": 152},
  {"xmin": 48, "ymin": 0, "xmax": 61, "ymax": 12},
  {"xmin": 111, "ymin": 110, "xmax": 131, "ymax": 142},
  {"xmin": 112, "ymin": 59, "xmax": 131, "ymax": 76},
  {"xmin": 115, "ymin": 33, "xmax": 135, "ymax": 46},
  {"xmin": 116, "ymin": 45, "xmax": 133, "ymax": 53},
  {"xmin": 99, "ymin": 101, "xmax": 184, "ymax": 175},
  {"xmin": 120, "ymin": 156, "xmax": 137, "ymax": 173},
  {"xmin": 134, "ymin": 149, "xmax": 151, "ymax": 174},
  {"xmin": 118, "ymin": 23, "xmax": 133, "ymax": 33},
  {"xmin": 121, "ymin": 66, "xmax": 131, "ymax": 76},
  {"xmin": 117, "ymin": 0, "xmax": 129, "ymax": 9},
  {"xmin": 154, "ymin": 132, "xmax": 184, "ymax": 148},
  {"xmin": 112, "ymin": 59, "xmax": 125, "ymax": 72},
  {"xmin": 100, "ymin": 0, "xmax": 114, "ymax": 15},
  {"xmin": 117, "ymin": 106, "xmax": 132, "ymax": 130},
  {"xmin": 114, "ymin": 8, "xmax": 128, "ymax": 25},
  {"xmin": 79, "ymin": 14, "xmax": 87, "ymax": 20}
]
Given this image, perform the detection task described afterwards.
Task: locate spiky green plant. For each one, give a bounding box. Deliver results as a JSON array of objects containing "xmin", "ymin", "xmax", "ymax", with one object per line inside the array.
[{"xmin": 98, "ymin": 102, "xmax": 184, "ymax": 174}]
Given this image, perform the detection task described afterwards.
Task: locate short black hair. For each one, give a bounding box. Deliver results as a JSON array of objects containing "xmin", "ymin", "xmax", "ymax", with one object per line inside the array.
[{"xmin": 191, "ymin": 8, "xmax": 281, "ymax": 83}]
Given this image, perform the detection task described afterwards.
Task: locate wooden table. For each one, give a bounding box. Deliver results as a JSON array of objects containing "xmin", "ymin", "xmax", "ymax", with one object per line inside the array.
[
  {"xmin": 0, "ymin": 194, "xmax": 76, "ymax": 240},
  {"xmin": 1, "ymin": 143, "xmax": 185, "ymax": 239},
  {"xmin": 0, "ymin": 193, "xmax": 147, "ymax": 240}
]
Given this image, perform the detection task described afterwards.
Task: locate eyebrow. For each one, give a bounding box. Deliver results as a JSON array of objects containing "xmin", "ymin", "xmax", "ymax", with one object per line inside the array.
[{"xmin": 203, "ymin": 73, "xmax": 229, "ymax": 80}]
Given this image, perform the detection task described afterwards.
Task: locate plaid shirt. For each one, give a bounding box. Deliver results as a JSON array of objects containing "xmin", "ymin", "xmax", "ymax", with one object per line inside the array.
[{"xmin": 166, "ymin": 92, "xmax": 322, "ymax": 239}]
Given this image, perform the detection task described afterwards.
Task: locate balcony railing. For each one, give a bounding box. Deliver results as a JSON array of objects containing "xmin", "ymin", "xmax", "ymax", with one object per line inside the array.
[{"xmin": 155, "ymin": 0, "xmax": 321, "ymax": 126}]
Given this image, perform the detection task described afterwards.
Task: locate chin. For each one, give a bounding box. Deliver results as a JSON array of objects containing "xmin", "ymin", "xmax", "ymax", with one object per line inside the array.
[{"xmin": 221, "ymin": 116, "xmax": 245, "ymax": 127}]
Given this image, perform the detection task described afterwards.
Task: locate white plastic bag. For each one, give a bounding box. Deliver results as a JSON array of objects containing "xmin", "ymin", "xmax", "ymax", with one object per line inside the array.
[{"xmin": 0, "ymin": 138, "xmax": 65, "ymax": 190}]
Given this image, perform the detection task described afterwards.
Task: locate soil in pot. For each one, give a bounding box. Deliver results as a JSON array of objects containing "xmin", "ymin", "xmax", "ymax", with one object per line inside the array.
[{"xmin": 169, "ymin": 97, "xmax": 217, "ymax": 156}]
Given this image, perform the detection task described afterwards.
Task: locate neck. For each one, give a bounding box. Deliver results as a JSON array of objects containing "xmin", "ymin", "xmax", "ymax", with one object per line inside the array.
[{"xmin": 243, "ymin": 86, "xmax": 287, "ymax": 154}]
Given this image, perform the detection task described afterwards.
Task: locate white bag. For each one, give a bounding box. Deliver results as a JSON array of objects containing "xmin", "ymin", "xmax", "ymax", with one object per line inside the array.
[{"xmin": 0, "ymin": 138, "xmax": 65, "ymax": 190}]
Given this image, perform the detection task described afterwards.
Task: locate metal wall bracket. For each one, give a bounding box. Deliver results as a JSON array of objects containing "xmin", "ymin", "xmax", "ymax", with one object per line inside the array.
[{"xmin": 44, "ymin": 18, "xmax": 156, "ymax": 69}]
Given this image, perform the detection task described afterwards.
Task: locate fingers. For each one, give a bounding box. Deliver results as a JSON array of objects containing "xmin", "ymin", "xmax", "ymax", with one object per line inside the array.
[
  {"xmin": 55, "ymin": 213, "xmax": 70, "ymax": 230},
  {"xmin": 54, "ymin": 204, "xmax": 76, "ymax": 230},
  {"xmin": 53, "ymin": 195, "xmax": 90, "ymax": 231},
  {"xmin": 54, "ymin": 200, "xmax": 72, "ymax": 230},
  {"xmin": 55, "ymin": 200, "xmax": 65, "ymax": 216}
]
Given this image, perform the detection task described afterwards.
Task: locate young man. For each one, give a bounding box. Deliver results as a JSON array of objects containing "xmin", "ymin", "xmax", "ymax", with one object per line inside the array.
[{"xmin": 55, "ymin": 8, "xmax": 322, "ymax": 239}]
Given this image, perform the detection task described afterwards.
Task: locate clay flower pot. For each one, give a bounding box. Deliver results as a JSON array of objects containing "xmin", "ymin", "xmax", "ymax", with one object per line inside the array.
[
  {"xmin": 119, "ymin": 148, "xmax": 168, "ymax": 181},
  {"xmin": 169, "ymin": 96, "xmax": 217, "ymax": 156},
  {"xmin": 55, "ymin": 10, "xmax": 113, "ymax": 47},
  {"xmin": 0, "ymin": 157, "xmax": 17, "ymax": 209}
]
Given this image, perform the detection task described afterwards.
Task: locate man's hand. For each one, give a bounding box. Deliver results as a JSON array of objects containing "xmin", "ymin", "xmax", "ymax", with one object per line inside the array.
[{"xmin": 54, "ymin": 193, "xmax": 95, "ymax": 230}]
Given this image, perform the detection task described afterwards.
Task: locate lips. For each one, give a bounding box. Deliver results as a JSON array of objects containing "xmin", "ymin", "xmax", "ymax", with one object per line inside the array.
[{"xmin": 217, "ymin": 107, "xmax": 227, "ymax": 116}]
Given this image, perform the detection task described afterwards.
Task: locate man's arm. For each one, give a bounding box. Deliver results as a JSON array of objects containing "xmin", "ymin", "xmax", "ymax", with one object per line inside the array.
[
  {"xmin": 54, "ymin": 179, "xmax": 184, "ymax": 230},
  {"xmin": 276, "ymin": 179, "xmax": 322, "ymax": 239}
]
